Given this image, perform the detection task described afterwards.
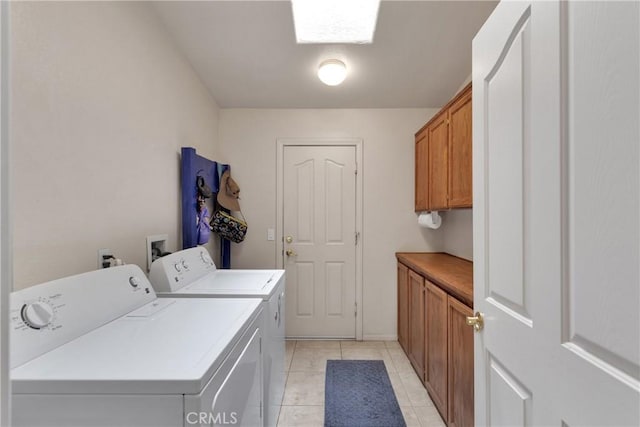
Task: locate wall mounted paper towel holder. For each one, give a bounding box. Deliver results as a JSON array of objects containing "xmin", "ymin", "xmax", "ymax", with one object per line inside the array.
[{"xmin": 418, "ymin": 211, "xmax": 442, "ymax": 229}]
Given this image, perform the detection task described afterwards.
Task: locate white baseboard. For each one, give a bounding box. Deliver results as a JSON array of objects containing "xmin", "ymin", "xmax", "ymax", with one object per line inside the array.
[
  {"xmin": 362, "ymin": 334, "xmax": 398, "ymax": 341},
  {"xmin": 284, "ymin": 334, "xmax": 399, "ymax": 341}
]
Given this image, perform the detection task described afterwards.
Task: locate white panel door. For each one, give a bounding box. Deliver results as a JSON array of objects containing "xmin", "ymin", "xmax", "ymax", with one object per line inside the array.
[
  {"xmin": 473, "ymin": 1, "xmax": 639, "ymax": 425},
  {"xmin": 283, "ymin": 145, "xmax": 356, "ymax": 338}
]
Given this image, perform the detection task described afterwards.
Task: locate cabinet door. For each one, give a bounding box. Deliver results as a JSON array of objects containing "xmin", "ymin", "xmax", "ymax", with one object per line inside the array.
[
  {"xmin": 424, "ymin": 281, "xmax": 448, "ymax": 420},
  {"xmin": 428, "ymin": 112, "xmax": 449, "ymax": 210},
  {"xmin": 408, "ymin": 270, "xmax": 425, "ymax": 380},
  {"xmin": 397, "ymin": 263, "xmax": 409, "ymax": 353},
  {"xmin": 448, "ymin": 87, "xmax": 472, "ymax": 208},
  {"xmin": 448, "ymin": 297, "xmax": 474, "ymax": 427},
  {"xmin": 415, "ymin": 129, "xmax": 429, "ymax": 211}
]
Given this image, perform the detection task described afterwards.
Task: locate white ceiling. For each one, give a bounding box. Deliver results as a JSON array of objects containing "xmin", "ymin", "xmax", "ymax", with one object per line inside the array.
[{"xmin": 152, "ymin": 1, "xmax": 498, "ymax": 108}]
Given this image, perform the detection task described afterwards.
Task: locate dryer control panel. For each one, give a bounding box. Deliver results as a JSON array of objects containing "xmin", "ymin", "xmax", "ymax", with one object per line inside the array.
[
  {"xmin": 10, "ymin": 265, "xmax": 157, "ymax": 369},
  {"xmin": 148, "ymin": 247, "xmax": 216, "ymax": 293}
]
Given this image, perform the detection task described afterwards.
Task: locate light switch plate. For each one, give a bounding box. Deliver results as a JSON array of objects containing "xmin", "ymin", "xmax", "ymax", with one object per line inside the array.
[{"xmin": 267, "ymin": 228, "xmax": 275, "ymax": 241}]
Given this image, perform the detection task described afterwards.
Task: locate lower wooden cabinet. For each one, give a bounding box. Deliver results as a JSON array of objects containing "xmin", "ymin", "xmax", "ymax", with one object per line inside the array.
[
  {"xmin": 396, "ymin": 253, "xmax": 474, "ymax": 427},
  {"xmin": 397, "ymin": 263, "xmax": 409, "ymax": 353},
  {"xmin": 448, "ymin": 297, "xmax": 474, "ymax": 427},
  {"xmin": 425, "ymin": 281, "xmax": 449, "ymax": 419},
  {"xmin": 408, "ymin": 270, "xmax": 425, "ymax": 380}
]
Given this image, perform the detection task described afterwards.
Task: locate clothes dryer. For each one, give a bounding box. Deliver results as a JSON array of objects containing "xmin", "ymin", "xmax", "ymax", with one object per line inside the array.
[{"xmin": 149, "ymin": 248, "xmax": 285, "ymax": 427}]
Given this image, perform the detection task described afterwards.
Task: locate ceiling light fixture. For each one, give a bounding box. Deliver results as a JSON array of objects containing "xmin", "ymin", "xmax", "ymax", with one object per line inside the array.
[
  {"xmin": 291, "ymin": 0, "xmax": 380, "ymax": 44},
  {"xmin": 318, "ymin": 59, "xmax": 347, "ymax": 86}
]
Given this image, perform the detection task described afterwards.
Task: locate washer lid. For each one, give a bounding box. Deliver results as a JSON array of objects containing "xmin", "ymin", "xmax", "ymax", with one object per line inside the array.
[
  {"xmin": 11, "ymin": 298, "xmax": 262, "ymax": 395},
  {"xmin": 180, "ymin": 270, "xmax": 285, "ymax": 299}
]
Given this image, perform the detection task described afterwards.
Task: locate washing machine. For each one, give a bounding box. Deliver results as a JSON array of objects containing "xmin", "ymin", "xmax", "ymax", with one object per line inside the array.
[
  {"xmin": 10, "ymin": 265, "xmax": 265, "ymax": 427},
  {"xmin": 149, "ymin": 247, "xmax": 285, "ymax": 427}
]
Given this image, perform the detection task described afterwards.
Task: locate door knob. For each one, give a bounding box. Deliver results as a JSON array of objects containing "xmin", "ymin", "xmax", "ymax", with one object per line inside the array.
[
  {"xmin": 466, "ymin": 312, "xmax": 484, "ymax": 332},
  {"xmin": 286, "ymin": 249, "xmax": 297, "ymax": 257},
  {"xmin": 285, "ymin": 236, "xmax": 293, "ymax": 243}
]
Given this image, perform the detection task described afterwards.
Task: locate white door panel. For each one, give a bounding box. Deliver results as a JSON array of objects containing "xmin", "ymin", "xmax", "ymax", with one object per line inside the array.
[
  {"xmin": 474, "ymin": 1, "xmax": 639, "ymax": 425},
  {"xmin": 488, "ymin": 357, "xmax": 532, "ymax": 427},
  {"xmin": 485, "ymin": 10, "xmax": 531, "ymax": 323},
  {"xmin": 562, "ymin": 0, "xmax": 639, "ymax": 381},
  {"xmin": 555, "ymin": 2, "xmax": 639, "ymax": 424},
  {"xmin": 283, "ymin": 145, "xmax": 356, "ymax": 338}
]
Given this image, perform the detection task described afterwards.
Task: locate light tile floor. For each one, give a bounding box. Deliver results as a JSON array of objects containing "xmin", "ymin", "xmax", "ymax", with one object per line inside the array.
[{"xmin": 277, "ymin": 340, "xmax": 446, "ymax": 427}]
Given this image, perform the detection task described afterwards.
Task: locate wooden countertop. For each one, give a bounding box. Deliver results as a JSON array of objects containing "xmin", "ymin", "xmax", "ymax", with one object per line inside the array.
[{"xmin": 396, "ymin": 252, "xmax": 473, "ymax": 307}]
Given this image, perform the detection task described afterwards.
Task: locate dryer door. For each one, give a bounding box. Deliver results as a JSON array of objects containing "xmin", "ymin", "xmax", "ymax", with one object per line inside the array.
[{"xmin": 185, "ymin": 317, "xmax": 263, "ymax": 427}]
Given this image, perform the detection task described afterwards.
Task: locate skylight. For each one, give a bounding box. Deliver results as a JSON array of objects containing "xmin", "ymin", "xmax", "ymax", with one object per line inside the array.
[{"xmin": 291, "ymin": 0, "xmax": 381, "ymax": 44}]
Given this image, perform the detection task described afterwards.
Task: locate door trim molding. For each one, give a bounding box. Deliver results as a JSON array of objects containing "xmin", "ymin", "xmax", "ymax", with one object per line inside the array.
[
  {"xmin": 276, "ymin": 138, "xmax": 363, "ymax": 340},
  {"xmin": 0, "ymin": 1, "xmax": 11, "ymax": 423}
]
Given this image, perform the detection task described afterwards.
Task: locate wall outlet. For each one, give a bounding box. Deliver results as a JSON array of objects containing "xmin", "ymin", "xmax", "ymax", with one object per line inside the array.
[
  {"xmin": 147, "ymin": 234, "xmax": 168, "ymax": 272},
  {"xmin": 97, "ymin": 248, "xmax": 113, "ymax": 269}
]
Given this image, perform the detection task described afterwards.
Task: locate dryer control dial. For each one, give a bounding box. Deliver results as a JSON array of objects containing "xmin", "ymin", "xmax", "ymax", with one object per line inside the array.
[
  {"xmin": 200, "ymin": 251, "xmax": 213, "ymax": 265},
  {"xmin": 21, "ymin": 301, "xmax": 54, "ymax": 329},
  {"xmin": 174, "ymin": 263, "xmax": 182, "ymax": 272}
]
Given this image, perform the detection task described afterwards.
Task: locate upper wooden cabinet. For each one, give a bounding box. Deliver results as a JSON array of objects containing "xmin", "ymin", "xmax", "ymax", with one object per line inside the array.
[
  {"xmin": 428, "ymin": 112, "xmax": 449, "ymax": 210},
  {"xmin": 448, "ymin": 88, "xmax": 472, "ymax": 208},
  {"xmin": 415, "ymin": 129, "xmax": 429, "ymax": 212},
  {"xmin": 415, "ymin": 83, "xmax": 473, "ymax": 211}
]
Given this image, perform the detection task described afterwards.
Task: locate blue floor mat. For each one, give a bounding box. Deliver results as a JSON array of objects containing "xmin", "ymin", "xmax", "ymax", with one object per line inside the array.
[{"xmin": 324, "ymin": 360, "xmax": 406, "ymax": 427}]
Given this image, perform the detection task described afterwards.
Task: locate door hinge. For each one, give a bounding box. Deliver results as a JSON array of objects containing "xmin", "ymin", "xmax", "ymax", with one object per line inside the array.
[
  {"xmin": 355, "ymin": 162, "xmax": 358, "ymax": 175},
  {"xmin": 355, "ymin": 231, "xmax": 360, "ymax": 245},
  {"xmin": 354, "ymin": 302, "xmax": 358, "ymax": 317}
]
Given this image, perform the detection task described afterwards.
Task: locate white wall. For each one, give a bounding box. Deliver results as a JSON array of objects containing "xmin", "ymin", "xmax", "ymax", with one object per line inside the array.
[
  {"xmin": 11, "ymin": 2, "xmax": 221, "ymax": 289},
  {"xmin": 0, "ymin": 1, "xmax": 10, "ymax": 422},
  {"xmin": 456, "ymin": 73, "xmax": 472, "ymax": 92},
  {"xmin": 440, "ymin": 209, "xmax": 473, "ymax": 261},
  {"xmin": 218, "ymin": 108, "xmax": 440, "ymax": 339}
]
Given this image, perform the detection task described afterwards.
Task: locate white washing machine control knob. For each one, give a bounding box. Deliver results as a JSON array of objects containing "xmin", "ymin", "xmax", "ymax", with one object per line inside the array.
[
  {"xmin": 182, "ymin": 260, "xmax": 189, "ymax": 270},
  {"xmin": 21, "ymin": 301, "xmax": 54, "ymax": 329},
  {"xmin": 129, "ymin": 276, "xmax": 140, "ymax": 288},
  {"xmin": 200, "ymin": 251, "xmax": 212, "ymax": 265},
  {"xmin": 174, "ymin": 263, "xmax": 182, "ymax": 272}
]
